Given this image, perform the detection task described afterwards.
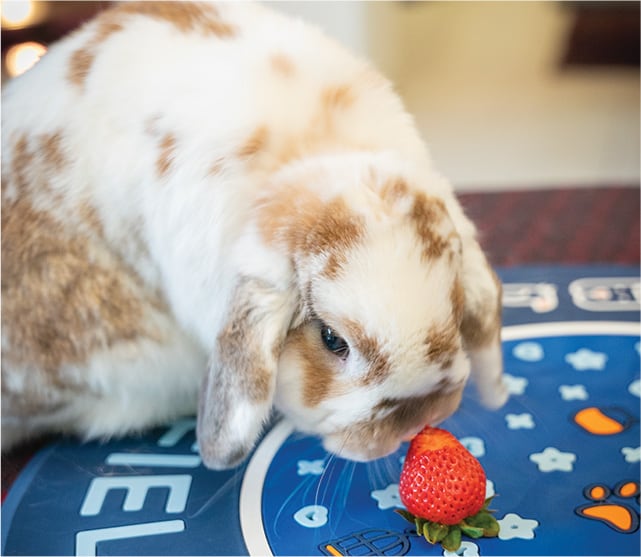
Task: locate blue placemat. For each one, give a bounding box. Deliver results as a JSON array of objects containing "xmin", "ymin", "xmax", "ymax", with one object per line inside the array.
[{"xmin": 2, "ymin": 265, "xmax": 639, "ymax": 556}]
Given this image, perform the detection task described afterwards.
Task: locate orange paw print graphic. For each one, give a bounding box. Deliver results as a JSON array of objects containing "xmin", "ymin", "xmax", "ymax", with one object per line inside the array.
[{"xmin": 575, "ymin": 481, "xmax": 640, "ymax": 533}]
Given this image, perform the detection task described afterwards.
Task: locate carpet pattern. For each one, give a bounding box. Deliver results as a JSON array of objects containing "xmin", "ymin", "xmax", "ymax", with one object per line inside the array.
[{"xmin": 459, "ymin": 186, "xmax": 639, "ymax": 266}]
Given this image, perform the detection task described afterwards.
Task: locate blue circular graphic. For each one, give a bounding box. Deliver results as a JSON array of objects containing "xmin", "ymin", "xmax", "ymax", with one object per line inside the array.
[{"xmin": 242, "ymin": 323, "xmax": 640, "ymax": 556}]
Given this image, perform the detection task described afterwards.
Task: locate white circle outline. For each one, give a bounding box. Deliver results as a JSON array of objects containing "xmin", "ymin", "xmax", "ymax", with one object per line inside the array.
[
  {"xmin": 239, "ymin": 321, "xmax": 640, "ymax": 556},
  {"xmin": 240, "ymin": 419, "xmax": 294, "ymax": 556}
]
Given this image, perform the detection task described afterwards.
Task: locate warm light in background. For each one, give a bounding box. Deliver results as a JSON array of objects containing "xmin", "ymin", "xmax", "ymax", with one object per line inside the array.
[
  {"xmin": 1, "ymin": 0, "xmax": 46, "ymax": 30},
  {"xmin": 5, "ymin": 40, "xmax": 46, "ymax": 77},
  {"xmin": 1, "ymin": 0, "xmax": 33, "ymax": 28}
]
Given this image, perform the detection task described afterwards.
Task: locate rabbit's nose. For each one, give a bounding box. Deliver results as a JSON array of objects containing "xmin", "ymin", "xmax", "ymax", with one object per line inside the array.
[{"xmin": 402, "ymin": 424, "xmax": 426, "ymax": 442}]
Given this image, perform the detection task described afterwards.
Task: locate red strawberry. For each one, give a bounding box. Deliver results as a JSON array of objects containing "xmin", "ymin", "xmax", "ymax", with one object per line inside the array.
[{"xmin": 395, "ymin": 426, "xmax": 499, "ymax": 551}]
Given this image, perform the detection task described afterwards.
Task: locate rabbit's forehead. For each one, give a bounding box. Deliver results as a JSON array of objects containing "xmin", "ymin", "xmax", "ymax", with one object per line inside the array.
[{"xmin": 314, "ymin": 230, "xmax": 462, "ymax": 350}]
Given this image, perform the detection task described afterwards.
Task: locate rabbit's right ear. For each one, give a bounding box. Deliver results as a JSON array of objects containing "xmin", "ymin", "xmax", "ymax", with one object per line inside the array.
[
  {"xmin": 196, "ymin": 277, "xmax": 298, "ymax": 470},
  {"xmin": 456, "ymin": 239, "xmax": 508, "ymax": 409}
]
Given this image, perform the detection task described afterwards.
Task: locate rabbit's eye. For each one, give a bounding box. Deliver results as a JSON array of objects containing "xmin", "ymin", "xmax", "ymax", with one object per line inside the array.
[{"xmin": 320, "ymin": 323, "xmax": 350, "ymax": 359}]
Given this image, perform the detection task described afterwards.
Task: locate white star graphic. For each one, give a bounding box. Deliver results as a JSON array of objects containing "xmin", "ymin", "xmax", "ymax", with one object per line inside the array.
[
  {"xmin": 559, "ymin": 384, "xmax": 589, "ymax": 401},
  {"xmin": 622, "ymin": 446, "xmax": 641, "ymax": 463},
  {"xmin": 505, "ymin": 413, "xmax": 535, "ymax": 430},
  {"xmin": 530, "ymin": 447, "xmax": 576, "ymax": 472},
  {"xmin": 371, "ymin": 483, "xmax": 402, "ymax": 510},
  {"xmin": 565, "ymin": 348, "xmax": 607, "ymax": 371},
  {"xmin": 297, "ymin": 459, "xmax": 325, "ymax": 476},
  {"xmin": 497, "ymin": 513, "xmax": 539, "ymax": 540},
  {"xmin": 628, "ymin": 379, "xmax": 640, "ymax": 398}
]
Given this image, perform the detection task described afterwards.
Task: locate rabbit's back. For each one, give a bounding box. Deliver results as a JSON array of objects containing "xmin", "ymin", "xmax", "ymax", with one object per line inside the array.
[{"xmin": 2, "ymin": 2, "xmax": 499, "ymax": 460}]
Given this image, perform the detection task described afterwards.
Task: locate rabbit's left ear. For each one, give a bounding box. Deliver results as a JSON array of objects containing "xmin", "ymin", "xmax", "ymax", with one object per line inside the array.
[
  {"xmin": 456, "ymin": 239, "xmax": 508, "ymax": 410},
  {"xmin": 197, "ymin": 277, "xmax": 296, "ymax": 470}
]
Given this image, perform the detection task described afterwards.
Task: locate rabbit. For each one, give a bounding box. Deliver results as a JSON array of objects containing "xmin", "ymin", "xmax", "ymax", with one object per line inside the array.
[{"xmin": 1, "ymin": 1, "xmax": 508, "ymax": 470}]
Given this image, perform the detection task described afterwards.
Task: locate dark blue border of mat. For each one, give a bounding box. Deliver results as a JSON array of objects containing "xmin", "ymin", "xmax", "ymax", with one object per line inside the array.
[{"xmin": 2, "ymin": 443, "xmax": 58, "ymax": 551}]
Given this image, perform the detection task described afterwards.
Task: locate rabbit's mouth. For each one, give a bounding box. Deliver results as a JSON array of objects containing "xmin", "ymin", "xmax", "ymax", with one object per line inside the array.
[
  {"xmin": 319, "ymin": 386, "xmax": 464, "ymax": 462},
  {"xmin": 321, "ymin": 431, "xmax": 403, "ymax": 462}
]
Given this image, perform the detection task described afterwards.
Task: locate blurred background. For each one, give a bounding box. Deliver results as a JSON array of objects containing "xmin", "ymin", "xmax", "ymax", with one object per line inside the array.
[{"xmin": 1, "ymin": 0, "xmax": 639, "ymax": 191}]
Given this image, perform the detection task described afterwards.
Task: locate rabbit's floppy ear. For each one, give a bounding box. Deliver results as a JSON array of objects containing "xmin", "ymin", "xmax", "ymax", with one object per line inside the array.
[
  {"xmin": 456, "ymin": 239, "xmax": 508, "ymax": 409},
  {"xmin": 197, "ymin": 277, "xmax": 296, "ymax": 470}
]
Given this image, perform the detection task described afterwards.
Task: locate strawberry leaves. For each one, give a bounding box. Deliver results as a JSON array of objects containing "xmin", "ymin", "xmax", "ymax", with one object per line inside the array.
[
  {"xmin": 395, "ymin": 497, "xmax": 500, "ymax": 552},
  {"xmin": 424, "ymin": 521, "xmax": 449, "ymax": 544}
]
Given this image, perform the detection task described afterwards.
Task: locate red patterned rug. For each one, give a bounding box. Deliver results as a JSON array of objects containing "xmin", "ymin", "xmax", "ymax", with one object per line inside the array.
[{"xmin": 459, "ymin": 186, "xmax": 639, "ymax": 266}]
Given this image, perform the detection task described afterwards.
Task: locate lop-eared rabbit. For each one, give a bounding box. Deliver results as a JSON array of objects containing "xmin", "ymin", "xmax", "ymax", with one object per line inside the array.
[{"xmin": 1, "ymin": 1, "xmax": 507, "ymax": 469}]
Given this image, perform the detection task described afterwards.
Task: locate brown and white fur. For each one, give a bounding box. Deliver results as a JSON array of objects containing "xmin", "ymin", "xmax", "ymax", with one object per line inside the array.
[{"xmin": 1, "ymin": 1, "xmax": 507, "ymax": 469}]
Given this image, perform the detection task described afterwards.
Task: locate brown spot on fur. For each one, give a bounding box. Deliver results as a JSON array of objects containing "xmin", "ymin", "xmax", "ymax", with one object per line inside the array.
[
  {"xmin": 289, "ymin": 325, "xmax": 336, "ymax": 407},
  {"xmin": 1, "ymin": 201, "xmax": 159, "ymax": 383},
  {"xmin": 460, "ymin": 311, "xmax": 489, "ymax": 350},
  {"xmin": 238, "ymin": 126, "xmax": 268, "ymax": 159},
  {"xmin": 317, "ymin": 203, "xmax": 364, "ymax": 279},
  {"xmin": 410, "ymin": 192, "xmax": 454, "ymax": 260},
  {"xmin": 157, "ymin": 133, "xmax": 177, "ymax": 178},
  {"xmin": 460, "ymin": 266, "xmax": 503, "ymax": 350},
  {"xmin": 322, "ymin": 253, "xmax": 344, "ymax": 281},
  {"xmin": 116, "ymin": 1, "xmax": 236, "ymax": 36},
  {"xmin": 259, "ymin": 189, "xmax": 365, "ymax": 280},
  {"xmin": 143, "ymin": 117, "xmax": 178, "ymax": 179},
  {"xmin": 11, "ymin": 135, "xmax": 35, "ymax": 193},
  {"xmin": 68, "ymin": 2, "xmax": 235, "ymax": 88},
  {"xmin": 68, "ymin": 18, "xmax": 124, "ymax": 87},
  {"xmin": 380, "ymin": 177, "xmax": 410, "ymax": 202},
  {"xmin": 9, "ymin": 132, "xmax": 66, "ymax": 204},
  {"xmin": 301, "ymin": 198, "xmax": 364, "ymax": 273},
  {"xmin": 39, "ymin": 132, "xmax": 67, "ymax": 171},
  {"xmin": 425, "ymin": 322, "xmax": 459, "ymax": 370},
  {"xmin": 270, "ymin": 53, "xmax": 296, "ymax": 77},
  {"xmin": 68, "ymin": 49, "xmax": 96, "ymax": 87},
  {"xmin": 2, "ymin": 134, "xmax": 166, "ymax": 411},
  {"xmin": 8, "ymin": 133, "xmax": 104, "ymax": 239},
  {"xmin": 322, "ymin": 84, "xmax": 356, "ymax": 112},
  {"xmin": 450, "ymin": 279, "xmax": 466, "ymax": 327},
  {"xmin": 344, "ymin": 319, "xmax": 391, "ymax": 385},
  {"xmin": 96, "ymin": 19, "xmax": 126, "ymax": 38},
  {"xmin": 77, "ymin": 200, "xmax": 105, "ymax": 237}
]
